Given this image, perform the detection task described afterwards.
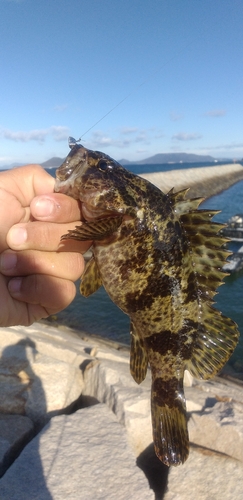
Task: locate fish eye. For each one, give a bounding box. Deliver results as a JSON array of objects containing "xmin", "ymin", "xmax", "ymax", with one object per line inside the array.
[{"xmin": 98, "ymin": 160, "xmax": 113, "ymax": 171}]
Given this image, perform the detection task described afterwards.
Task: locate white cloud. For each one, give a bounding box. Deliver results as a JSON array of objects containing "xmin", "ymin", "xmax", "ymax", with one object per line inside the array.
[
  {"xmin": 53, "ymin": 104, "xmax": 68, "ymax": 112},
  {"xmin": 120, "ymin": 127, "xmax": 138, "ymax": 135},
  {"xmin": 154, "ymin": 132, "xmax": 165, "ymax": 139},
  {"xmin": 2, "ymin": 129, "xmax": 48, "ymax": 143},
  {"xmin": 1, "ymin": 126, "xmax": 69, "ymax": 144},
  {"xmin": 135, "ymin": 131, "xmax": 149, "ymax": 143},
  {"xmin": 88, "ymin": 126, "xmax": 163, "ymax": 151},
  {"xmin": 50, "ymin": 126, "xmax": 69, "ymax": 141},
  {"xmin": 91, "ymin": 131, "xmax": 114, "ymax": 147},
  {"xmin": 206, "ymin": 142, "xmax": 243, "ymax": 151},
  {"xmin": 172, "ymin": 132, "xmax": 202, "ymax": 141},
  {"xmin": 204, "ymin": 109, "xmax": 226, "ymax": 118},
  {"xmin": 90, "ymin": 130, "xmax": 136, "ymax": 149},
  {"xmin": 170, "ymin": 112, "xmax": 184, "ymax": 122}
]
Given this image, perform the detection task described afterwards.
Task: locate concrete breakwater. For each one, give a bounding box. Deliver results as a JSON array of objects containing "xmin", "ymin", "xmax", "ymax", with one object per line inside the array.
[
  {"xmin": 0, "ymin": 323, "xmax": 243, "ymax": 499},
  {"xmin": 140, "ymin": 163, "xmax": 243, "ymax": 198}
]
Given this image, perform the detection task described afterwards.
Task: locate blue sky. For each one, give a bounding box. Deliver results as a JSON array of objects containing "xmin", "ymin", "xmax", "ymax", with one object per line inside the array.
[{"xmin": 1, "ymin": 0, "xmax": 243, "ymax": 166}]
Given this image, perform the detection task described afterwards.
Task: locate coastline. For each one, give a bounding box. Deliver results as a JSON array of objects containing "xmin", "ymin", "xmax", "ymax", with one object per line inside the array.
[{"xmin": 140, "ymin": 163, "xmax": 243, "ymax": 198}]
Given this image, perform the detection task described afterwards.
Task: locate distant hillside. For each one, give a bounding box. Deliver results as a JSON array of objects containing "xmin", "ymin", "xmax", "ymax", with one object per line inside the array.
[
  {"xmin": 41, "ymin": 153, "xmax": 216, "ymax": 169},
  {"xmin": 1, "ymin": 152, "xmax": 232, "ymax": 171},
  {"xmin": 118, "ymin": 152, "xmax": 216, "ymax": 165},
  {"xmin": 41, "ymin": 157, "xmax": 64, "ymax": 168}
]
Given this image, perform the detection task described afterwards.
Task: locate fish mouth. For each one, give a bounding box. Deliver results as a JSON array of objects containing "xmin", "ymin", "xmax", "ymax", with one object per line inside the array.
[
  {"xmin": 55, "ymin": 148, "xmax": 87, "ymax": 198},
  {"xmin": 54, "ymin": 176, "xmax": 82, "ymax": 199},
  {"xmin": 56, "ymin": 144, "xmax": 87, "ymax": 182}
]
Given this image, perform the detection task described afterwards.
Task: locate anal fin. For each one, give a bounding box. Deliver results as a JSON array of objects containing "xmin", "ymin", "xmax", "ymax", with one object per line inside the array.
[
  {"xmin": 80, "ymin": 257, "xmax": 103, "ymax": 297},
  {"xmin": 130, "ymin": 322, "xmax": 148, "ymax": 384}
]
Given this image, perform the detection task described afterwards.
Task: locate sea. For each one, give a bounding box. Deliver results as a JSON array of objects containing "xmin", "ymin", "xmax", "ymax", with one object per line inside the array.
[{"xmin": 46, "ymin": 162, "xmax": 243, "ymax": 381}]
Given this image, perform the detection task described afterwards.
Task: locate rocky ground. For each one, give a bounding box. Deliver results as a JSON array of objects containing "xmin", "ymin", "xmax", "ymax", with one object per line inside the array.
[{"xmin": 0, "ymin": 322, "xmax": 243, "ymax": 499}]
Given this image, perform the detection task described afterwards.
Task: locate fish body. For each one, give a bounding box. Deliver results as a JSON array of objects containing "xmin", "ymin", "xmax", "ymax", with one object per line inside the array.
[{"xmin": 55, "ymin": 143, "xmax": 239, "ymax": 466}]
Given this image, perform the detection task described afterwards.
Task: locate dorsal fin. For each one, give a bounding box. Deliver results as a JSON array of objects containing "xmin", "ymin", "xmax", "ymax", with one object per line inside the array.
[
  {"xmin": 170, "ymin": 188, "xmax": 205, "ymax": 215},
  {"xmin": 168, "ymin": 190, "xmax": 231, "ymax": 300},
  {"xmin": 168, "ymin": 188, "xmax": 239, "ymax": 379}
]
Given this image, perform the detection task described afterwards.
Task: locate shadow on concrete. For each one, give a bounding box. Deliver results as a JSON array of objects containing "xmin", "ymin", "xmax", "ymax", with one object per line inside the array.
[
  {"xmin": 0, "ymin": 338, "xmax": 52, "ymax": 499},
  {"xmin": 137, "ymin": 443, "xmax": 169, "ymax": 500}
]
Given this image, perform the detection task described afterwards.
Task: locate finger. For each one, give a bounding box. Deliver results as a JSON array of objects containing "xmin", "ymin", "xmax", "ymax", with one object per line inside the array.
[
  {"xmin": 0, "ymin": 165, "xmax": 55, "ymax": 205},
  {"xmin": 30, "ymin": 193, "xmax": 82, "ymax": 223},
  {"xmin": 7, "ymin": 275, "xmax": 77, "ymax": 326},
  {"xmin": 0, "ymin": 249, "xmax": 85, "ymax": 281},
  {"xmin": 7, "ymin": 221, "xmax": 92, "ymax": 252}
]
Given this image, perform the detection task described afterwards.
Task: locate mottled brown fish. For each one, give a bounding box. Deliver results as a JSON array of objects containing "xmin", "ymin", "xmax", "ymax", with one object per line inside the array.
[{"xmin": 55, "ymin": 143, "xmax": 239, "ymax": 467}]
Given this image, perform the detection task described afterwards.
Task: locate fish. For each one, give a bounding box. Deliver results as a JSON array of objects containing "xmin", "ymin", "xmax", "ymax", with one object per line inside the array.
[{"xmin": 55, "ymin": 142, "xmax": 239, "ymax": 467}]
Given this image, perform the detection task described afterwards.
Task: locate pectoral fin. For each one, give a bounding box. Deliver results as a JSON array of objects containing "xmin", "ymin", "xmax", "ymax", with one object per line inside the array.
[
  {"xmin": 80, "ymin": 257, "xmax": 103, "ymax": 297},
  {"xmin": 130, "ymin": 322, "xmax": 148, "ymax": 384},
  {"xmin": 61, "ymin": 216, "xmax": 123, "ymax": 242}
]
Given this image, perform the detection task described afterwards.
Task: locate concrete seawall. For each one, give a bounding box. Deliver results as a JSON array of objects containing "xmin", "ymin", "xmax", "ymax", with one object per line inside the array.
[
  {"xmin": 1, "ymin": 323, "xmax": 243, "ymax": 499},
  {"xmin": 140, "ymin": 163, "xmax": 243, "ymax": 199}
]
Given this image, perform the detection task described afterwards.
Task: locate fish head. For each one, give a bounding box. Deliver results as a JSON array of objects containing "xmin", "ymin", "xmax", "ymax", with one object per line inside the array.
[{"xmin": 55, "ymin": 144, "xmax": 142, "ymax": 220}]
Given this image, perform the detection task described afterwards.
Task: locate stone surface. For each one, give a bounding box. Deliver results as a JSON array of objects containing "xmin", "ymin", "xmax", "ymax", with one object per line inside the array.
[
  {"xmin": 0, "ymin": 404, "xmax": 153, "ymax": 500},
  {"xmin": 82, "ymin": 355, "xmax": 153, "ymax": 456},
  {"xmin": 0, "ymin": 415, "xmax": 34, "ymax": 478},
  {"xmin": 1, "ymin": 322, "xmax": 243, "ymax": 498},
  {"xmin": 164, "ymin": 447, "xmax": 243, "ymax": 500},
  {"xmin": 189, "ymin": 401, "xmax": 243, "ymax": 462},
  {"xmin": 0, "ymin": 326, "xmax": 87, "ymax": 423}
]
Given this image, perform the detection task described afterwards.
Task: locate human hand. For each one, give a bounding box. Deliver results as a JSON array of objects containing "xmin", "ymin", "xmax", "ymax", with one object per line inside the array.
[{"xmin": 0, "ymin": 165, "xmax": 90, "ymax": 327}]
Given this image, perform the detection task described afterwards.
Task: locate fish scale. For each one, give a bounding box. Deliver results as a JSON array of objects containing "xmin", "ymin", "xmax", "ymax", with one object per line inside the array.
[{"xmin": 55, "ymin": 142, "xmax": 239, "ymax": 467}]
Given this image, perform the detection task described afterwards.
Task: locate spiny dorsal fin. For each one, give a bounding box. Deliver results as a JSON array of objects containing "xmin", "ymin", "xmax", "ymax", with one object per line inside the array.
[
  {"xmin": 179, "ymin": 209, "xmax": 230, "ymax": 300},
  {"xmin": 169, "ymin": 189, "xmax": 239, "ymax": 379},
  {"xmin": 169, "ymin": 188, "xmax": 205, "ymax": 215}
]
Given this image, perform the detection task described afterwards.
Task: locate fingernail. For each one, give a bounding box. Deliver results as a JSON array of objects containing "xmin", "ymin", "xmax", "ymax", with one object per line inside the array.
[
  {"xmin": 8, "ymin": 277, "xmax": 22, "ymax": 294},
  {"xmin": 35, "ymin": 198, "xmax": 56, "ymax": 217},
  {"xmin": 0, "ymin": 252, "xmax": 17, "ymax": 271},
  {"xmin": 8, "ymin": 227, "xmax": 27, "ymax": 246}
]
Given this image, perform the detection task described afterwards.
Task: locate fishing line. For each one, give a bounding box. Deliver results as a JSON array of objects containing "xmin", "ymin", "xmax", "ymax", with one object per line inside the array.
[{"xmin": 80, "ymin": 32, "xmax": 205, "ymax": 140}]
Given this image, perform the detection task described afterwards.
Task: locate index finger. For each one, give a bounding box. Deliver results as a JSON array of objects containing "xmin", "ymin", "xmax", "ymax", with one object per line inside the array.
[
  {"xmin": 30, "ymin": 193, "xmax": 82, "ymax": 223},
  {"xmin": 7, "ymin": 220, "xmax": 91, "ymax": 253}
]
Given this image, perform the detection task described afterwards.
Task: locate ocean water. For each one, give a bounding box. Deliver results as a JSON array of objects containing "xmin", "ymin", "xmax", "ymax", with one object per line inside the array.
[{"xmin": 47, "ymin": 165, "xmax": 243, "ymax": 380}]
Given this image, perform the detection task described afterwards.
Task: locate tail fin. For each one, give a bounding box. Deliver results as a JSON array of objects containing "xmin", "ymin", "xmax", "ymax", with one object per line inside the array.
[{"xmin": 151, "ymin": 378, "xmax": 189, "ymax": 467}]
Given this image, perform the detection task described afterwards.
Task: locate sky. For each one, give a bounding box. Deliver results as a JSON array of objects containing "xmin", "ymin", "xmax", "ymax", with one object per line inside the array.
[{"xmin": 1, "ymin": 0, "xmax": 243, "ymax": 167}]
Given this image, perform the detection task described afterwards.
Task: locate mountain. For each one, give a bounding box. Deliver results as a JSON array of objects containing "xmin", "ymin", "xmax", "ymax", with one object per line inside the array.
[
  {"xmin": 118, "ymin": 152, "xmax": 216, "ymax": 165},
  {"xmin": 41, "ymin": 157, "xmax": 64, "ymax": 168},
  {"xmin": 117, "ymin": 158, "xmax": 131, "ymax": 165},
  {"xmin": 0, "ymin": 152, "xmax": 232, "ymax": 171}
]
